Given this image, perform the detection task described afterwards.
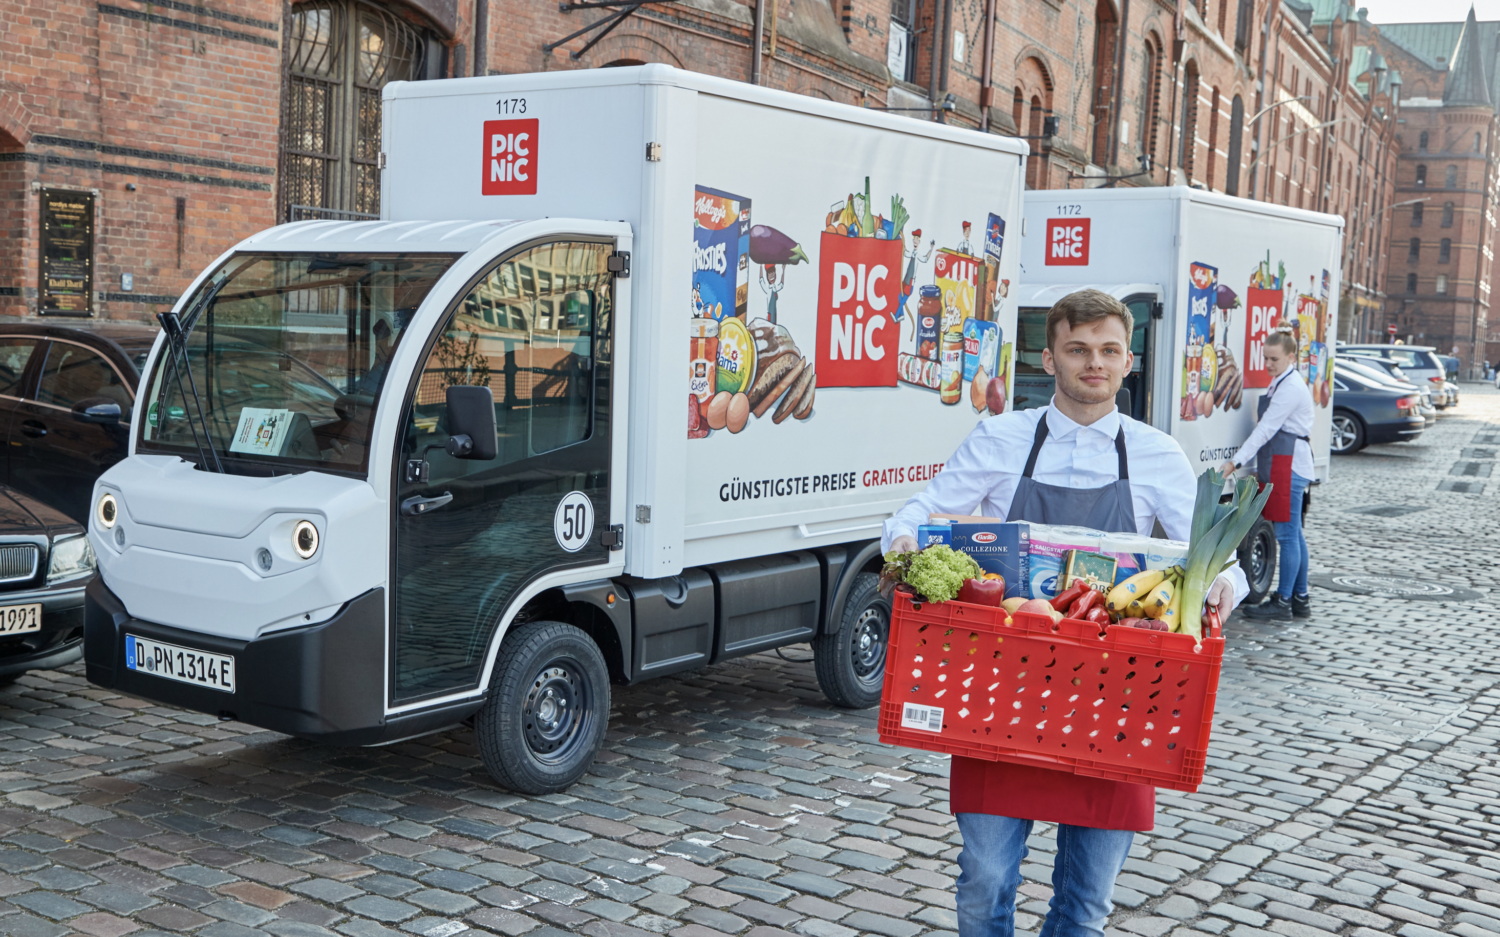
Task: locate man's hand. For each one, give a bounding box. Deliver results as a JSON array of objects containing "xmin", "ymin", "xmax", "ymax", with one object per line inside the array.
[
  {"xmin": 1207, "ymin": 576, "xmax": 1234, "ymax": 625},
  {"xmin": 889, "ymin": 535, "xmax": 917, "ymax": 554},
  {"xmin": 1219, "ymin": 460, "xmax": 1237, "ymax": 476}
]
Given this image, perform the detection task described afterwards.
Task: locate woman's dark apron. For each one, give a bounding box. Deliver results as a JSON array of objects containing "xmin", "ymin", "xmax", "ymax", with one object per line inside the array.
[
  {"xmin": 947, "ymin": 412, "xmax": 1156, "ymax": 832},
  {"xmin": 1253, "ymin": 376, "xmax": 1310, "ymax": 523}
]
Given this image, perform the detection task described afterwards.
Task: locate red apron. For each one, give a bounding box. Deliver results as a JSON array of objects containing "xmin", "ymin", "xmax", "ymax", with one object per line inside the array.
[{"xmin": 947, "ymin": 412, "xmax": 1157, "ymax": 832}]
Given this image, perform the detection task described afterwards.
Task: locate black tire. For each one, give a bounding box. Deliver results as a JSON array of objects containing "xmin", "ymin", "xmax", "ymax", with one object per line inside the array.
[
  {"xmin": 814, "ymin": 572, "xmax": 890, "ymax": 709},
  {"xmin": 1237, "ymin": 517, "xmax": 1278, "ymax": 607},
  {"xmin": 475, "ymin": 620, "xmax": 610, "ymax": 795},
  {"xmin": 1330, "ymin": 409, "xmax": 1365, "ymax": 454}
]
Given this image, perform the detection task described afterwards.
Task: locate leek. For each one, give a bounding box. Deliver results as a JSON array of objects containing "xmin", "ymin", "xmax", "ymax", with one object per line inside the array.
[{"xmin": 1179, "ymin": 468, "xmax": 1274, "ymax": 641}]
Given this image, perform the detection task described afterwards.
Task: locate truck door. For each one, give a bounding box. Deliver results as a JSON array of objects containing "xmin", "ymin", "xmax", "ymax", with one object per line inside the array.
[{"xmin": 391, "ymin": 239, "xmax": 617, "ymax": 706}]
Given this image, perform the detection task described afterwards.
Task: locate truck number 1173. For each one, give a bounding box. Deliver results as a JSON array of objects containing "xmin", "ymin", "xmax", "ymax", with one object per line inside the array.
[{"xmin": 497, "ymin": 97, "xmax": 528, "ymax": 115}]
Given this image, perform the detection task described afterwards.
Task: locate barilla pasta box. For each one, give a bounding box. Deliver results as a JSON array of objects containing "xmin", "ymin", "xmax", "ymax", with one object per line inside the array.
[
  {"xmin": 916, "ymin": 524, "xmax": 952, "ymax": 548},
  {"xmin": 941, "ymin": 520, "xmax": 1029, "ymax": 600},
  {"xmin": 693, "ymin": 186, "xmax": 751, "ymax": 321}
]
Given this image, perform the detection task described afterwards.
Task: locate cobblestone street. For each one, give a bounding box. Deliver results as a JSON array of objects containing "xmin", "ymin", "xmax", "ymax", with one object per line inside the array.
[{"xmin": 0, "ymin": 390, "xmax": 1496, "ymax": 937}]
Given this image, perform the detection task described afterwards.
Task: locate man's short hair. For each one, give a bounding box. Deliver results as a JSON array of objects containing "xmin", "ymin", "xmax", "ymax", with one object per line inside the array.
[
  {"xmin": 1265, "ymin": 328, "xmax": 1298, "ymax": 355},
  {"xmin": 1046, "ymin": 289, "xmax": 1134, "ymax": 350}
]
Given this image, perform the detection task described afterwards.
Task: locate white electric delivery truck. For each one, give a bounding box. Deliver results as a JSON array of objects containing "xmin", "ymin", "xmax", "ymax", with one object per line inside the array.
[
  {"xmin": 84, "ymin": 66, "xmax": 1028, "ymax": 793},
  {"xmin": 1016, "ymin": 187, "xmax": 1344, "ymax": 603}
]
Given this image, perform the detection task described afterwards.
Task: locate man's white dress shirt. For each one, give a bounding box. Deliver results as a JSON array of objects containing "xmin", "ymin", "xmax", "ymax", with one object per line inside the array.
[
  {"xmin": 1230, "ymin": 368, "xmax": 1316, "ymax": 480},
  {"xmin": 883, "ymin": 401, "xmax": 1250, "ymax": 604}
]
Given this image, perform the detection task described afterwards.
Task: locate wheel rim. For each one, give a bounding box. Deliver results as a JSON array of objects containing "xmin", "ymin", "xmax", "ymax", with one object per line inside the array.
[
  {"xmin": 523, "ymin": 656, "xmax": 593, "ymax": 765},
  {"xmin": 1249, "ymin": 526, "xmax": 1275, "ymax": 594},
  {"xmin": 850, "ymin": 604, "xmax": 890, "ymax": 685},
  {"xmin": 1331, "ymin": 415, "xmax": 1357, "ymax": 451}
]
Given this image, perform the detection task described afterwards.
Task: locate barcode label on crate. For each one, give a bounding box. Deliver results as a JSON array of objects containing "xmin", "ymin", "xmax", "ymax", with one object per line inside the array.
[{"xmin": 902, "ymin": 704, "xmax": 944, "ymax": 732}]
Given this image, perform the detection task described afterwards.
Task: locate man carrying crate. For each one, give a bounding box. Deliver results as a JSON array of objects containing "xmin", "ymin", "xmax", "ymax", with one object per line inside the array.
[{"xmin": 884, "ymin": 290, "xmax": 1248, "ymax": 937}]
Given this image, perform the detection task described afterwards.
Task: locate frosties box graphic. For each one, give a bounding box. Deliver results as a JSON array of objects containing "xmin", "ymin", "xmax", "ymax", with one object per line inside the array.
[{"xmin": 693, "ymin": 187, "xmax": 751, "ymax": 321}]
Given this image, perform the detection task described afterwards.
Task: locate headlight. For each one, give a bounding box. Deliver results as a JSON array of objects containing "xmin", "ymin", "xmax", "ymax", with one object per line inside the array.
[
  {"xmin": 97, "ymin": 493, "xmax": 118, "ymax": 529},
  {"xmin": 293, "ymin": 520, "xmax": 319, "ymax": 559},
  {"xmin": 48, "ymin": 535, "xmax": 96, "ymax": 584}
]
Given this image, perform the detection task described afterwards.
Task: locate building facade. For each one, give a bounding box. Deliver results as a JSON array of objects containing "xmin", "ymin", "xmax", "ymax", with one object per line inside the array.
[{"xmin": 0, "ymin": 0, "xmax": 1423, "ymax": 355}]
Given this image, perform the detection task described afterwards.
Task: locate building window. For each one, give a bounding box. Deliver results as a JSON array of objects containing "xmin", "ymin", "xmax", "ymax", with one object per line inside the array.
[
  {"xmin": 1419, "ymin": 131, "xmax": 1428, "ymax": 151},
  {"xmin": 279, "ymin": 0, "xmax": 436, "ymax": 222},
  {"xmin": 1408, "ymin": 237, "xmax": 1420, "ymax": 262},
  {"xmin": 1445, "ymin": 165, "xmax": 1458, "ymax": 188},
  {"xmin": 1440, "ymin": 238, "xmax": 1452, "ymax": 262},
  {"xmin": 1234, "ymin": 0, "xmax": 1252, "ymax": 52},
  {"xmin": 1435, "ymin": 274, "xmax": 1448, "ymax": 294},
  {"xmin": 1090, "ymin": 0, "xmax": 1119, "ymax": 166},
  {"xmin": 1442, "ymin": 201, "xmax": 1454, "ymax": 226},
  {"xmin": 1140, "ymin": 41, "xmax": 1160, "ymax": 163},
  {"xmin": 1225, "ymin": 95, "xmax": 1244, "ymax": 196},
  {"xmin": 1406, "ymin": 273, "xmax": 1418, "ymax": 293},
  {"xmin": 1178, "ymin": 63, "xmax": 1199, "ymax": 175},
  {"xmin": 1476, "ymin": 131, "xmax": 1483, "ymax": 152},
  {"xmin": 889, "ymin": 0, "xmax": 916, "ymax": 82},
  {"xmin": 1412, "ymin": 202, "xmax": 1423, "ymax": 226},
  {"xmin": 1416, "ymin": 164, "xmax": 1427, "ymax": 186},
  {"xmin": 1206, "ymin": 87, "xmax": 1220, "ymax": 189}
]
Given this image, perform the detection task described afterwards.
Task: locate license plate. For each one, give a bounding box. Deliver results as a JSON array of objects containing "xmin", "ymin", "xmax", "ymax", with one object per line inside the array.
[
  {"xmin": 126, "ymin": 635, "xmax": 235, "ymax": 692},
  {"xmin": 0, "ymin": 605, "xmax": 40, "ymax": 634}
]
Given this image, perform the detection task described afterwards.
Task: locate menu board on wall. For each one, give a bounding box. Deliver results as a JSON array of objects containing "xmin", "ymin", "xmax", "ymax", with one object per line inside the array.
[{"xmin": 39, "ymin": 188, "xmax": 94, "ymax": 316}]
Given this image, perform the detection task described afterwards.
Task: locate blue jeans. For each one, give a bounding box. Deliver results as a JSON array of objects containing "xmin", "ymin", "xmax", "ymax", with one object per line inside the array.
[
  {"xmin": 1274, "ymin": 472, "xmax": 1311, "ymax": 600},
  {"xmin": 955, "ymin": 813, "xmax": 1134, "ymax": 937}
]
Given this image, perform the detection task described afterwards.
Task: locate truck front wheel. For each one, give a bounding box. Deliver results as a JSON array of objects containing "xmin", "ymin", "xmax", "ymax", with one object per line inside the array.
[
  {"xmin": 814, "ymin": 572, "xmax": 890, "ymax": 709},
  {"xmin": 475, "ymin": 620, "xmax": 610, "ymax": 795}
]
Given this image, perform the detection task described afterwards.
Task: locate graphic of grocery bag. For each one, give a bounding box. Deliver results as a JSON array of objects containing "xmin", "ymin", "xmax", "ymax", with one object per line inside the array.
[
  {"xmin": 693, "ymin": 186, "xmax": 751, "ymax": 321},
  {"xmin": 1243, "ymin": 286, "xmax": 1282, "ymax": 389},
  {"xmin": 816, "ymin": 231, "xmax": 902, "ymax": 387}
]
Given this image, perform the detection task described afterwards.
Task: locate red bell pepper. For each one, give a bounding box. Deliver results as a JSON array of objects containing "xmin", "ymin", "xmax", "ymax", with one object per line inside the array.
[
  {"xmin": 1084, "ymin": 605, "xmax": 1110, "ymax": 625},
  {"xmin": 1050, "ymin": 581, "xmax": 1089, "ymax": 612},
  {"xmin": 1066, "ymin": 588, "xmax": 1103, "ymax": 619},
  {"xmin": 957, "ymin": 577, "xmax": 1006, "ymax": 606}
]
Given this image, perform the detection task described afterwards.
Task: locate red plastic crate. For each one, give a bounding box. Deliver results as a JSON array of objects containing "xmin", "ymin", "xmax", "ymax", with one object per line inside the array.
[{"xmin": 878, "ymin": 592, "xmax": 1225, "ymax": 792}]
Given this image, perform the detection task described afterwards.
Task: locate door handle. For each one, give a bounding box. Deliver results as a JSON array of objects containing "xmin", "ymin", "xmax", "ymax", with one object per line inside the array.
[
  {"xmin": 401, "ymin": 492, "xmax": 453, "ymax": 516},
  {"xmin": 20, "ymin": 420, "xmax": 46, "ymax": 438}
]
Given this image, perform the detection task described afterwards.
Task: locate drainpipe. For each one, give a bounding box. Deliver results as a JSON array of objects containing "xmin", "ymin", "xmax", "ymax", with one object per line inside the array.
[
  {"xmin": 979, "ymin": 0, "xmax": 997, "ymax": 131},
  {"xmin": 938, "ymin": 0, "xmax": 954, "ymax": 123},
  {"xmin": 473, "ymin": 0, "xmax": 488, "ymax": 76},
  {"xmin": 928, "ymin": 0, "xmax": 943, "ymax": 114},
  {"xmin": 1110, "ymin": 0, "xmax": 1130, "ymax": 167},
  {"xmin": 752, "ymin": 0, "xmax": 765, "ymax": 83}
]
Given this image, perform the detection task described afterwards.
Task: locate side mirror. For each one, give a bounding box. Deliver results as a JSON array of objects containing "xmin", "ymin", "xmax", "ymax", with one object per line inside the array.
[
  {"xmin": 73, "ymin": 398, "xmax": 124, "ymax": 424},
  {"xmin": 444, "ymin": 385, "xmax": 498, "ymax": 460}
]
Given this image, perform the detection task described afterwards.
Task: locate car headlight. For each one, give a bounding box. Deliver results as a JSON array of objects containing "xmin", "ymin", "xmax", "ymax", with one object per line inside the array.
[
  {"xmin": 48, "ymin": 534, "xmax": 96, "ymax": 584},
  {"xmin": 293, "ymin": 520, "xmax": 319, "ymax": 559},
  {"xmin": 97, "ymin": 493, "xmax": 118, "ymax": 529}
]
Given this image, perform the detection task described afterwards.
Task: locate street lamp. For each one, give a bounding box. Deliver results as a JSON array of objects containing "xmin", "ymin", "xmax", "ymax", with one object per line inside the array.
[
  {"xmin": 1246, "ymin": 118, "xmax": 1352, "ymax": 191},
  {"xmin": 1248, "ymin": 94, "xmax": 1312, "ymax": 125},
  {"xmin": 1344, "ymin": 197, "xmax": 1428, "ymax": 342}
]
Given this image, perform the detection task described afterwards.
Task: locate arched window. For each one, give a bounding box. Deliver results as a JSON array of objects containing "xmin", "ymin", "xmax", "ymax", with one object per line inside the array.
[
  {"xmin": 1440, "ymin": 238, "xmax": 1452, "ymax": 262},
  {"xmin": 1206, "ymin": 87, "xmax": 1221, "ymax": 189},
  {"xmin": 1140, "ymin": 41, "xmax": 1160, "ymax": 164},
  {"xmin": 1090, "ymin": 0, "xmax": 1119, "ymax": 166},
  {"xmin": 279, "ymin": 1, "xmax": 437, "ymax": 222},
  {"xmin": 1435, "ymin": 274, "xmax": 1448, "ymax": 294},
  {"xmin": 1406, "ymin": 273, "xmax": 1418, "ymax": 293},
  {"xmin": 1225, "ymin": 95, "xmax": 1244, "ymax": 195},
  {"xmin": 1415, "ymin": 164, "xmax": 1427, "ymax": 186},
  {"xmin": 1446, "ymin": 165, "xmax": 1458, "ymax": 188},
  {"xmin": 1442, "ymin": 201, "xmax": 1455, "ymax": 227},
  {"xmin": 1476, "ymin": 132, "xmax": 1483, "ymax": 152},
  {"xmin": 1178, "ymin": 63, "xmax": 1199, "ymax": 175},
  {"xmin": 1408, "ymin": 237, "xmax": 1420, "ymax": 262},
  {"xmin": 1029, "ymin": 95, "xmax": 1045, "ymax": 188},
  {"xmin": 1412, "ymin": 202, "xmax": 1423, "ymax": 226},
  {"xmin": 1419, "ymin": 130, "xmax": 1429, "ymax": 151}
]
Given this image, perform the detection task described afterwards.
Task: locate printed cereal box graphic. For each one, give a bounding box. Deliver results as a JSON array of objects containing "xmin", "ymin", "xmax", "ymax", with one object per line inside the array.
[{"xmin": 693, "ymin": 186, "xmax": 751, "ymax": 321}]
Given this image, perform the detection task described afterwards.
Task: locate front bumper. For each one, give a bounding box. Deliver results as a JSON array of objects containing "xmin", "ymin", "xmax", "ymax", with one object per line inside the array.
[
  {"xmin": 84, "ymin": 580, "xmax": 480, "ymax": 745},
  {"xmin": 0, "ymin": 577, "xmax": 89, "ymax": 678}
]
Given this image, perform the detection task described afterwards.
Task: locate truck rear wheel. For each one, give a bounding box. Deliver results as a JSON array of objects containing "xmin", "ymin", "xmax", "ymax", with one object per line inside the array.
[
  {"xmin": 1238, "ymin": 517, "xmax": 1278, "ymax": 607},
  {"xmin": 475, "ymin": 620, "xmax": 609, "ymax": 795},
  {"xmin": 814, "ymin": 572, "xmax": 889, "ymax": 709}
]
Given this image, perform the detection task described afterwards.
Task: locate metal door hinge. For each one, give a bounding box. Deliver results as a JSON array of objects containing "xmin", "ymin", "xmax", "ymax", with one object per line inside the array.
[
  {"xmin": 646, "ymin": 142, "xmax": 662, "ymax": 161},
  {"xmin": 635, "ymin": 504, "xmax": 651, "ymax": 523},
  {"xmin": 379, "ymin": 152, "xmax": 387, "ymax": 169},
  {"xmin": 608, "ymin": 251, "xmax": 631, "ymax": 277},
  {"xmin": 601, "ymin": 524, "xmax": 624, "ymax": 549},
  {"xmin": 1151, "ymin": 301, "xmax": 1164, "ymax": 320},
  {"xmin": 405, "ymin": 459, "xmax": 429, "ymax": 483}
]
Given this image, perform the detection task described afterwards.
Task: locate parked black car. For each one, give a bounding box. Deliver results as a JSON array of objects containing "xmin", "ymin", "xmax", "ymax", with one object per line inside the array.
[
  {"xmin": 0, "ymin": 323, "xmax": 157, "ymax": 524},
  {"xmin": 1331, "ymin": 362, "xmax": 1426, "ymax": 454},
  {"xmin": 0, "ymin": 485, "xmax": 96, "ymax": 682}
]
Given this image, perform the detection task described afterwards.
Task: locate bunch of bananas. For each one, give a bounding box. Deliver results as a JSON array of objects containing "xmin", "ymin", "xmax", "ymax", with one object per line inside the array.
[{"xmin": 1104, "ymin": 566, "xmax": 1187, "ymax": 632}]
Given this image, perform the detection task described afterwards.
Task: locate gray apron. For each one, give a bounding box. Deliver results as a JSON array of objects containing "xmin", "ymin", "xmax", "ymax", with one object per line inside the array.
[
  {"xmin": 1005, "ymin": 411, "xmax": 1137, "ymax": 534},
  {"xmin": 1252, "ymin": 376, "xmax": 1309, "ymax": 523}
]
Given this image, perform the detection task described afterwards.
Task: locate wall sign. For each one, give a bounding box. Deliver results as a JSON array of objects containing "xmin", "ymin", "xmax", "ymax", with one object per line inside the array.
[{"xmin": 39, "ymin": 188, "xmax": 94, "ymax": 316}]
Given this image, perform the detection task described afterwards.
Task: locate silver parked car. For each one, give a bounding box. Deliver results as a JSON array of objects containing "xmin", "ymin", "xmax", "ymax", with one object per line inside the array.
[{"xmin": 1340, "ymin": 344, "xmax": 1452, "ymax": 408}]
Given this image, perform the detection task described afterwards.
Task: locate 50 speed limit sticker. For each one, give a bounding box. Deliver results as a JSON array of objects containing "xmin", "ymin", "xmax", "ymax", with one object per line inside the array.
[{"xmin": 553, "ymin": 491, "xmax": 595, "ymax": 553}]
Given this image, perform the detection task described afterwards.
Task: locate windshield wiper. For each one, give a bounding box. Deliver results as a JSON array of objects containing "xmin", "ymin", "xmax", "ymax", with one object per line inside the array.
[{"xmin": 158, "ymin": 276, "xmax": 227, "ymax": 474}]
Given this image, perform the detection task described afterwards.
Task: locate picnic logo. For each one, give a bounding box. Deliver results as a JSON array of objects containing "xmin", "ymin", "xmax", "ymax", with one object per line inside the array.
[
  {"xmin": 1045, "ymin": 218, "xmax": 1090, "ymax": 265},
  {"xmin": 483, "ymin": 119, "xmax": 538, "ymax": 195}
]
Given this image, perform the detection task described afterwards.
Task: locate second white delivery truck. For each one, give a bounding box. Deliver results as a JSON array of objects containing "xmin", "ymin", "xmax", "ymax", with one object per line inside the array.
[
  {"xmin": 1016, "ymin": 187, "xmax": 1344, "ymax": 602},
  {"xmin": 83, "ymin": 66, "xmax": 1028, "ymax": 793}
]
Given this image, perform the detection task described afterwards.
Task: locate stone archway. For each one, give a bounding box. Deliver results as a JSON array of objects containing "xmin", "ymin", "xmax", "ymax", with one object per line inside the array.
[{"xmin": 586, "ymin": 33, "xmax": 684, "ymax": 68}]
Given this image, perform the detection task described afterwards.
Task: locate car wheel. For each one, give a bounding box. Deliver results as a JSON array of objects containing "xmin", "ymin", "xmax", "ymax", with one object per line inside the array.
[
  {"xmin": 474, "ymin": 620, "xmax": 610, "ymax": 795},
  {"xmin": 1331, "ymin": 410, "xmax": 1365, "ymax": 454},
  {"xmin": 814, "ymin": 572, "xmax": 890, "ymax": 709},
  {"xmin": 1237, "ymin": 517, "xmax": 1278, "ymax": 607}
]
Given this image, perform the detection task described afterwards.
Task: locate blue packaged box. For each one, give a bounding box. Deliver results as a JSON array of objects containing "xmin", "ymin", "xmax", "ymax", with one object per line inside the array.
[
  {"xmin": 916, "ymin": 525, "xmax": 952, "ymax": 548},
  {"xmin": 948, "ymin": 522, "xmax": 1029, "ymax": 599},
  {"xmin": 692, "ymin": 186, "xmax": 751, "ymax": 321}
]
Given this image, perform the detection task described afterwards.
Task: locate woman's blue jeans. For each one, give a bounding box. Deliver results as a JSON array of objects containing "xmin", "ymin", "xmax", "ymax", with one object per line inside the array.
[
  {"xmin": 1274, "ymin": 472, "xmax": 1311, "ymax": 600},
  {"xmin": 955, "ymin": 813, "xmax": 1134, "ymax": 937}
]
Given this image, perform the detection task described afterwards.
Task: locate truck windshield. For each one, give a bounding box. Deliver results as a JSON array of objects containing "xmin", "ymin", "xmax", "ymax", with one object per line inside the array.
[{"xmin": 137, "ymin": 252, "xmax": 460, "ymax": 474}]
